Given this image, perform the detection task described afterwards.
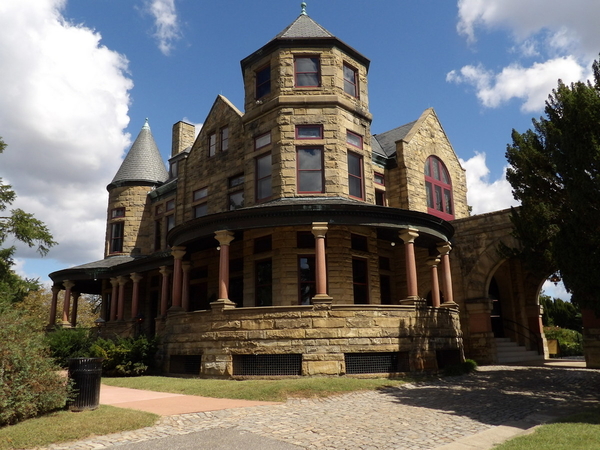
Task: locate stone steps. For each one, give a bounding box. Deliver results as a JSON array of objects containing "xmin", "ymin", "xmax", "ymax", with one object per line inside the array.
[{"xmin": 495, "ymin": 337, "xmax": 543, "ymax": 364}]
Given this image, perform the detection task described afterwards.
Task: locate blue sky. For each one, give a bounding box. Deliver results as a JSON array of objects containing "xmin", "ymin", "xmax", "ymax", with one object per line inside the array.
[{"xmin": 2, "ymin": 0, "xmax": 597, "ymax": 300}]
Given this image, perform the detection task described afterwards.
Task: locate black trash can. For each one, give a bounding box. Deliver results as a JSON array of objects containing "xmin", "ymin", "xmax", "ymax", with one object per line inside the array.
[{"xmin": 67, "ymin": 357, "xmax": 103, "ymax": 411}]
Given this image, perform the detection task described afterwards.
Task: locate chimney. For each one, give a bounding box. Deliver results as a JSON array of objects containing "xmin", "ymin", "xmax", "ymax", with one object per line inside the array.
[{"xmin": 172, "ymin": 121, "xmax": 195, "ymax": 157}]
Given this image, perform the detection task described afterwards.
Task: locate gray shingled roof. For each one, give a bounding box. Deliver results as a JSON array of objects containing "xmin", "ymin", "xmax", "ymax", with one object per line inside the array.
[
  {"xmin": 275, "ymin": 13, "xmax": 335, "ymax": 39},
  {"xmin": 109, "ymin": 120, "xmax": 168, "ymax": 188},
  {"xmin": 373, "ymin": 121, "xmax": 417, "ymax": 158}
]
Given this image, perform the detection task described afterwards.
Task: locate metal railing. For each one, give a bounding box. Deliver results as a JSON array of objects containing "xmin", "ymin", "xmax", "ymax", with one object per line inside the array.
[{"xmin": 502, "ymin": 318, "xmax": 542, "ymax": 355}]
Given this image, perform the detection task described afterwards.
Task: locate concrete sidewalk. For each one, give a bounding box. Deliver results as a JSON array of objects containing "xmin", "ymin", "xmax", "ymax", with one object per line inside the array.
[{"xmin": 99, "ymin": 384, "xmax": 281, "ymax": 416}]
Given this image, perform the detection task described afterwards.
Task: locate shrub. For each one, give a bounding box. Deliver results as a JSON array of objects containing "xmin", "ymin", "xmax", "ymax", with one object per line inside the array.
[
  {"xmin": 90, "ymin": 336, "xmax": 158, "ymax": 377},
  {"xmin": 0, "ymin": 304, "xmax": 68, "ymax": 426},
  {"xmin": 442, "ymin": 359, "xmax": 478, "ymax": 377},
  {"xmin": 544, "ymin": 326, "xmax": 583, "ymax": 356},
  {"xmin": 45, "ymin": 327, "xmax": 95, "ymax": 367}
]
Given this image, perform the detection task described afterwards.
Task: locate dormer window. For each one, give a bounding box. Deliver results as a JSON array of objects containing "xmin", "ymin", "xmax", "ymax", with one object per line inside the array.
[
  {"xmin": 295, "ymin": 56, "xmax": 320, "ymax": 87},
  {"xmin": 256, "ymin": 65, "xmax": 271, "ymax": 99},
  {"xmin": 425, "ymin": 156, "xmax": 454, "ymax": 220}
]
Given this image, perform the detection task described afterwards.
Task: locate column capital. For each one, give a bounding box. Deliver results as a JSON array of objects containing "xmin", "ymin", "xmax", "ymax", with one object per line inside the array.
[
  {"xmin": 214, "ymin": 230, "xmax": 235, "ymax": 246},
  {"xmin": 159, "ymin": 265, "xmax": 172, "ymax": 276},
  {"xmin": 71, "ymin": 291, "xmax": 80, "ymax": 300},
  {"xmin": 399, "ymin": 228, "xmax": 419, "ymax": 244},
  {"xmin": 117, "ymin": 275, "xmax": 129, "ymax": 286},
  {"xmin": 51, "ymin": 285, "xmax": 62, "ymax": 294},
  {"xmin": 171, "ymin": 245, "xmax": 186, "ymax": 260},
  {"xmin": 130, "ymin": 272, "xmax": 143, "ymax": 283},
  {"xmin": 62, "ymin": 280, "xmax": 75, "ymax": 290},
  {"xmin": 182, "ymin": 261, "xmax": 192, "ymax": 272},
  {"xmin": 437, "ymin": 241, "xmax": 452, "ymax": 255},
  {"xmin": 426, "ymin": 256, "xmax": 441, "ymax": 267},
  {"xmin": 110, "ymin": 277, "xmax": 119, "ymax": 287},
  {"xmin": 311, "ymin": 222, "xmax": 329, "ymax": 239}
]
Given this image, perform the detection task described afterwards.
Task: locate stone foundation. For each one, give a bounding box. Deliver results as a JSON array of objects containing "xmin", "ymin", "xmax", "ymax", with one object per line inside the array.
[{"xmin": 160, "ymin": 302, "xmax": 463, "ymax": 378}]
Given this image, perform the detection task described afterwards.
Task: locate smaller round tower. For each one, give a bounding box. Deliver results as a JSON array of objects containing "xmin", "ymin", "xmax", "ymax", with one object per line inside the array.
[{"xmin": 105, "ymin": 119, "xmax": 168, "ymax": 257}]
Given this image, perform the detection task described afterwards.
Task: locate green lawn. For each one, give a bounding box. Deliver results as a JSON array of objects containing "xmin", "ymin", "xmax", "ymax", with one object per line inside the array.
[
  {"xmin": 494, "ymin": 407, "xmax": 600, "ymax": 450},
  {"xmin": 101, "ymin": 375, "xmax": 409, "ymax": 402},
  {"xmin": 0, "ymin": 406, "xmax": 158, "ymax": 450}
]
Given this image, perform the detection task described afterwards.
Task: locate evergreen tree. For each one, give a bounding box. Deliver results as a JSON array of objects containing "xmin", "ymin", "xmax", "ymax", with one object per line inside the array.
[{"xmin": 506, "ymin": 57, "xmax": 600, "ymax": 313}]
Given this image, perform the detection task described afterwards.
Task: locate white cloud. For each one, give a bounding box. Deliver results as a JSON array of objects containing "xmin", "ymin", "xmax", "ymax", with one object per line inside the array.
[
  {"xmin": 460, "ymin": 152, "xmax": 519, "ymax": 214},
  {"xmin": 447, "ymin": 57, "xmax": 587, "ymax": 112},
  {"xmin": 145, "ymin": 0, "xmax": 181, "ymax": 55},
  {"xmin": 0, "ymin": 0, "xmax": 132, "ymax": 271},
  {"xmin": 452, "ymin": 0, "xmax": 600, "ymax": 112}
]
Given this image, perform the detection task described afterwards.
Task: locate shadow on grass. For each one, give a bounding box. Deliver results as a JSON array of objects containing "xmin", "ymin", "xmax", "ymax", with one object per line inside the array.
[{"xmin": 374, "ymin": 366, "xmax": 600, "ymax": 428}]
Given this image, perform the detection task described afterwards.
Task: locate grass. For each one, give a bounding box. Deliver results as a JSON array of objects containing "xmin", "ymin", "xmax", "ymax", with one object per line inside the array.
[
  {"xmin": 0, "ymin": 405, "xmax": 158, "ymax": 450},
  {"xmin": 494, "ymin": 407, "xmax": 600, "ymax": 450},
  {"xmin": 101, "ymin": 375, "xmax": 410, "ymax": 402}
]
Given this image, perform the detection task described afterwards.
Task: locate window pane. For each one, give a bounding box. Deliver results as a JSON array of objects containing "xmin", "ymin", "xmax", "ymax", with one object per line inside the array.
[
  {"xmin": 208, "ymin": 133, "xmax": 217, "ymax": 157},
  {"xmin": 257, "ymin": 178, "xmax": 271, "ymax": 200},
  {"xmin": 441, "ymin": 165, "xmax": 450, "ymax": 184},
  {"xmin": 297, "ymin": 126, "xmax": 322, "ymax": 139},
  {"xmin": 432, "ymin": 159, "xmax": 440, "ymax": 180},
  {"xmin": 229, "ymin": 174, "xmax": 244, "ymax": 187},
  {"xmin": 299, "ymin": 172, "xmax": 323, "ymax": 192},
  {"xmin": 256, "ymin": 260, "xmax": 272, "ymax": 307},
  {"xmin": 255, "ymin": 133, "xmax": 271, "ymax": 149},
  {"xmin": 299, "ymin": 256, "xmax": 316, "ymax": 305},
  {"xmin": 193, "ymin": 187, "xmax": 208, "ymax": 201},
  {"xmin": 349, "ymin": 176, "xmax": 362, "ymax": 198},
  {"xmin": 296, "ymin": 57, "xmax": 319, "ymax": 72},
  {"xmin": 257, "ymin": 154, "xmax": 271, "ymax": 178},
  {"xmin": 194, "ymin": 203, "xmax": 207, "ymax": 218},
  {"xmin": 256, "ymin": 66, "xmax": 271, "ymax": 98},
  {"xmin": 435, "ymin": 185, "xmax": 443, "ymax": 211},
  {"xmin": 296, "ymin": 73, "xmax": 319, "ymax": 86},
  {"xmin": 424, "ymin": 159, "xmax": 431, "ymax": 177},
  {"xmin": 426, "ymin": 182, "xmax": 434, "ymax": 208},
  {"xmin": 375, "ymin": 190, "xmax": 385, "ymax": 206},
  {"xmin": 343, "ymin": 65, "xmax": 357, "ymax": 96},
  {"xmin": 229, "ymin": 191, "xmax": 244, "ymax": 210},
  {"xmin": 444, "ymin": 189, "xmax": 453, "ymax": 214},
  {"xmin": 348, "ymin": 153, "xmax": 361, "ymax": 176},
  {"xmin": 166, "ymin": 215, "xmax": 175, "ymax": 231},
  {"xmin": 298, "ymin": 148, "xmax": 322, "ymax": 170},
  {"xmin": 374, "ymin": 173, "xmax": 385, "ymax": 185},
  {"xmin": 220, "ymin": 127, "xmax": 229, "ymax": 151},
  {"xmin": 346, "ymin": 131, "xmax": 362, "ymax": 148}
]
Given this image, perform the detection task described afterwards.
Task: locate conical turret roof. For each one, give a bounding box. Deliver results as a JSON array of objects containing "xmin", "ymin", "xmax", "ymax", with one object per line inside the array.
[
  {"xmin": 108, "ymin": 119, "xmax": 168, "ymax": 189},
  {"xmin": 275, "ymin": 10, "xmax": 335, "ymax": 39}
]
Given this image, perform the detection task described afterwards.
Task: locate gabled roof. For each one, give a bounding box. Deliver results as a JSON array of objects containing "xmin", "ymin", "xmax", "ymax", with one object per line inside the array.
[
  {"xmin": 108, "ymin": 119, "xmax": 169, "ymax": 189},
  {"xmin": 373, "ymin": 121, "xmax": 417, "ymax": 158}
]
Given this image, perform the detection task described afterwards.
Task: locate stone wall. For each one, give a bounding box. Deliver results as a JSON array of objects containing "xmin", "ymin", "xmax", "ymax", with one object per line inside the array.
[{"xmin": 162, "ymin": 303, "xmax": 463, "ymax": 377}]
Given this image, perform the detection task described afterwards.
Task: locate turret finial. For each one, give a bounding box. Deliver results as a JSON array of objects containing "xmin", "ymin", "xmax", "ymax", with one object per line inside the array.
[
  {"xmin": 301, "ymin": 2, "xmax": 307, "ymax": 15},
  {"xmin": 143, "ymin": 118, "xmax": 150, "ymax": 130}
]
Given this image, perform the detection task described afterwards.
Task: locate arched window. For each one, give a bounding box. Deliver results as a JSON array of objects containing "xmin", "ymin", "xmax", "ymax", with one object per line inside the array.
[{"xmin": 424, "ymin": 156, "xmax": 454, "ymax": 220}]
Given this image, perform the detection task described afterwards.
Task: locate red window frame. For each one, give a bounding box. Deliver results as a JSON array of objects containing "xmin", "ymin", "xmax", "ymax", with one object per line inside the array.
[
  {"xmin": 343, "ymin": 63, "xmax": 358, "ymax": 97},
  {"xmin": 294, "ymin": 56, "xmax": 320, "ymax": 87},
  {"xmin": 346, "ymin": 130, "xmax": 363, "ymax": 149},
  {"xmin": 110, "ymin": 222, "xmax": 124, "ymax": 254},
  {"xmin": 424, "ymin": 156, "xmax": 454, "ymax": 220},
  {"xmin": 254, "ymin": 132, "xmax": 271, "ymax": 150},
  {"xmin": 297, "ymin": 147, "xmax": 324, "ymax": 194},
  {"xmin": 348, "ymin": 151, "xmax": 364, "ymax": 199},
  {"xmin": 295, "ymin": 125, "xmax": 323, "ymax": 139}
]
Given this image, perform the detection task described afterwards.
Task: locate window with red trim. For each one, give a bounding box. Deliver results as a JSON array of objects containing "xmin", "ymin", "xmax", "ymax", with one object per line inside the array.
[
  {"xmin": 343, "ymin": 64, "xmax": 358, "ymax": 97},
  {"xmin": 295, "ymin": 56, "xmax": 320, "ymax": 87},
  {"xmin": 296, "ymin": 125, "xmax": 322, "ymax": 139},
  {"xmin": 256, "ymin": 65, "xmax": 271, "ymax": 99},
  {"xmin": 110, "ymin": 222, "xmax": 124, "ymax": 253},
  {"xmin": 348, "ymin": 151, "xmax": 364, "ymax": 199},
  {"xmin": 424, "ymin": 156, "xmax": 454, "ymax": 220},
  {"xmin": 297, "ymin": 147, "xmax": 323, "ymax": 193},
  {"xmin": 256, "ymin": 153, "xmax": 272, "ymax": 201}
]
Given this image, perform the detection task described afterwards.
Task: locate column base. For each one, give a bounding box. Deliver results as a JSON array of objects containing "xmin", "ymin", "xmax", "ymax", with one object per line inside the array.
[
  {"xmin": 168, "ymin": 305, "xmax": 185, "ymax": 314},
  {"xmin": 60, "ymin": 321, "xmax": 72, "ymax": 328},
  {"xmin": 440, "ymin": 301, "xmax": 460, "ymax": 310},
  {"xmin": 210, "ymin": 299, "xmax": 237, "ymax": 312},
  {"xmin": 312, "ymin": 295, "xmax": 333, "ymax": 310},
  {"xmin": 399, "ymin": 297, "xmax": 425, "ymax": 306}
]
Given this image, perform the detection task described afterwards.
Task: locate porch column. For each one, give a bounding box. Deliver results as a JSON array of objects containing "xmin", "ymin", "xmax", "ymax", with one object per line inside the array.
[
  {"xmin": 117, "ymin": 276, "xmax": 128, "ymax": 321},
  {"xmin": 427, "ymin": 256, "xmax": 441, "ymax": 307},
  {"xmin": 159, "ymin": 266, "xmax": 172, "ymax": 317},
  {"xmin": 170, "ymin": 246, "xmax": 186, "ymax": 311},
  {"xmin": 48, "ymin": 285, "xmax": 61, "ymax": 327},
  {"xmin": 399, "ymin": 228, "xmax": 419, "ymax": 300},
  {"xmin": 109, "ymin": 277, "xmax": 118, "ymax": 321},
  {"xmin": 215, "ymin": 230, "xmax": 235, "ymax": 301},
  {"xmin": 181, "ymin": 261, "xmax": 191, "ymax": 311},
  {"xmin": 61, "ymin": 280, "xmax": 74, "ymax": 326},
  {"xmin": 437, "ymin": 242, "xmax": 458, "ymax": 307},
  {"xmin": 70, "ymin": 291, "xmax": 80, "ymax": 327},
  {"xmin": 130, "ymin": 272, "xmax": 143, "ymax": 319},
  {"xmin": 312, "ymin": 222, "xmax": 332, "ymax": 303}
]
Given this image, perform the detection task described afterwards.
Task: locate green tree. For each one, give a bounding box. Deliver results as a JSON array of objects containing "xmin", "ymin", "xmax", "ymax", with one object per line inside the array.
[
  {"xmin": 539, "ymin": 292, "xmax": 582, "ymax": 332},
  {"xmin": 506, "ymin": 57, "xmax": 600, "ymax": 313},
  {"xmin": 0, "ymin": 136, "xmax": 56, "ymax": 304}
]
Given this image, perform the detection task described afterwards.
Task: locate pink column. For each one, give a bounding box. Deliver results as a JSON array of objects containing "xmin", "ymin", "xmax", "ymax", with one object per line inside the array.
[
  {"xmin": 109, "ymin": 277, "xmax": 118, "ymax": 321},
  {"xmin": 117, "ymin": 276, "xmax": 128, "ymax": 321},
  {"xmin": 48, "ymin": 285, "xmax": 60, "ymax": 326},
  {"xmin": 437, "ymin": 242, "xmax": 457, "ymax": 306},
  {"xmin": 70, "ymin": 291, "xmax": 80, "ymax": 327},
  {"xmin": 130, "ymin": 273, "xmax": 143, "ymax": 319},
  {"xmin": 427, "ymin": 256, "xmax": 441, "ymax": 307},
  {"xmin": 170, "ymin": 246, "xmax": 186, "ymax": 310},
  {"xmin": 215, "ymin": 230, "xmax": 235, "ymax": 300},
  {"xmin": 159, "ymin": 266, "xmax": 172, "ymax": 317},
  {"xmin": 311, "ymin": 222, "xmax": 332, "ymax": 303},
  {"xmin": 61, "ymin": 280, "xmax": 74, "ymax": 326},
  {"xmin": 181, "ymin": 261, "xmax": 191, "ymax": 311},
  {"xmin": 399, "ymin": 228, "xmax": 419, "ymax": 300}
]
